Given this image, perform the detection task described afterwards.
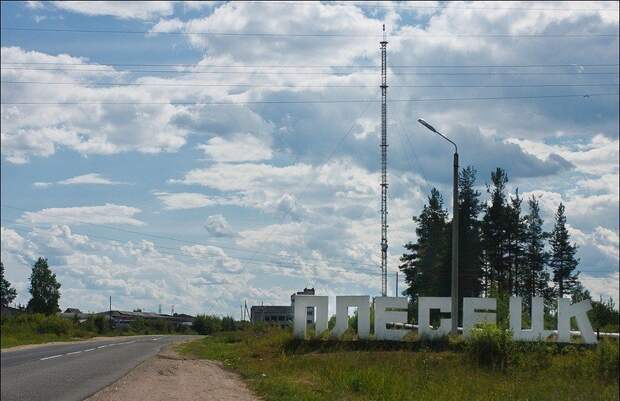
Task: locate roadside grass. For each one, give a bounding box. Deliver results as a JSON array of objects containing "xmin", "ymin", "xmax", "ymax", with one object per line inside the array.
[
  {"xmin": 178, "ymin": 327, "xmax": 619, "ymax": 401},
  {"xmin": 0, "ymin": 313, "xmax": 195, "ymax": 349}
]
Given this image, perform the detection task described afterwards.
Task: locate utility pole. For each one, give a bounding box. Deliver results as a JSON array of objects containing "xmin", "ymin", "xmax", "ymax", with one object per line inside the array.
[
  {"xmin": 109, "ymin": 296, "xmax": 112, "ymax": 330},
  {"xmin": 380, "ymin": 24, "xmax": 389, "ymax": 297},
  {"xmin": 451, "ymin": 151, "xmax": 459, "ymax": 334},
  {"xmin": 395, "ymin": 271, "xmax": 398, "ymax": 297}
]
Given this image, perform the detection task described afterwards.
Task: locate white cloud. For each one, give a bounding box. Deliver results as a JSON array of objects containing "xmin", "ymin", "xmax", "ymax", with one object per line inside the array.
[
  {"xmin": 153, "ymin": 191, "xmax": 218, "ymax": 210},
  {"xmin": 2, "ymin": 1, "xmax": 618, "ymax": 316},
  {"xmin": 1, "ymin": 47, "xmax": 190, "ymax": 163},
  {"xmin": 52, "ymin": 1, "xmax": 174, "ymax": 20},
  {"xmin": 181, "ymin": 244, "xmax": 242, "ymax": 272},
  {"xmin": 18, "ymin": 204, "xmax": 145, "ymax": 226},
  {"xmin": 197, "ymin": 134, "xmax": 273, "ymax": 162},
  {"xmin": 25, "ymin": 1, "xmax": 43, "ymax": 9},
  {"xmin": 581, "ymin": 272, "xmax": 619, "ymax": 306},
  {"xmin": 204, "ymin": 214, "xmax": 236, "ymax": 238},
  {"xmin": 507, "ymin": 135, "xmax": 619, "ymax": 176},
  {"xmin": 34, "ymin": 173, "xmax": 127, "ymax": 188}
]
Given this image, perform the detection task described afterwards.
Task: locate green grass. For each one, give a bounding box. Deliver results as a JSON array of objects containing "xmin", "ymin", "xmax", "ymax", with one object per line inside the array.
[
  {"xmin": 1, "ymin": 331, "xmax": 97, "ymax": 349},
  {"xmin": 178, "ymin": 327, "xmax": 619, "ymax": 401},
  {"xmin": 1, "ymin": 313, "xmax": 194, "ymax": 349}
]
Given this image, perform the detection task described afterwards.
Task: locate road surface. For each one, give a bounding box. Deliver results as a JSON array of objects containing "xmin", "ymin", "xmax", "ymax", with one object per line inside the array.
[{"xmin": 1, "ymin": 335, "xmax": 198, "ymax": 401}]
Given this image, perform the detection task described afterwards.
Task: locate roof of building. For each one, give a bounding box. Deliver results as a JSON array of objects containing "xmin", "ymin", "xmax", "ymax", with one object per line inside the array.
[{"xmin": 250, "ymin": 305, "xmax": 292, "ymax": 312}]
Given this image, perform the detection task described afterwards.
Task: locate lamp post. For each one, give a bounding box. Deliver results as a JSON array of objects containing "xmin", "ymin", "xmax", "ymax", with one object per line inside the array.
[{"xmin": 417, "ymin": 118, "xmax": 459, "ymax": 335}]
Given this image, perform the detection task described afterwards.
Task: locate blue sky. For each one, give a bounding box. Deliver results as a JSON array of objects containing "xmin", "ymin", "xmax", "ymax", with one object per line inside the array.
[{"xmin": 1, "ymin": 1, "xmax": 618, "ymax": 316}]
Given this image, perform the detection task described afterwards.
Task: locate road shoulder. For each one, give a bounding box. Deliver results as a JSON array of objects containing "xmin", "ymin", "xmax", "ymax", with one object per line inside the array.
[{"xmin": 85, "ymin": 344, "xmax": 261, "ymax": 401}]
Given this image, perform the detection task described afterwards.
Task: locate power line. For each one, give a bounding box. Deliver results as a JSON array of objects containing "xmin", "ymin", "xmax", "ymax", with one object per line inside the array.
[
  {"xmin": 2, "ymin": 93, "xmax": 617, "ymax": 106},
  {"xmin": 3, "ymin": 61, "xmax": 619, "ymax": 68},
  {"xmin": 2, "ymin": 26, "xmax": 617, "ymax": 38},
  {"xmin": 2, "ymin": 81, "xmax": 618, "ymax": 89},
  {"xmin": 3, "ymin": 66, "xmax": 618, "ymax": 75},
  {"xmin": 236, "ymin": 1, "xmax": 620, "ymax": 13}
]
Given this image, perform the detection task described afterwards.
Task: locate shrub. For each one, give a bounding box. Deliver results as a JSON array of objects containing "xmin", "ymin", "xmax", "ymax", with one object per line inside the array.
[
  {"xmin": 35, "ymin": 315, "xmax": 73, "ymax": 335},
  {"xmin": 193, "ymin": 314, "xmax": 222, "ymax": 335},
  {"xmin": 466, "ymin": 323, "xmax": 514, "ymax": 370},
  {"xmin": 93, "ymin": 315, "xmax": 107, "ymax": 334},
  {"xmin": 221, "ymin": 316, "xmax": 236, "ymax": 332}
]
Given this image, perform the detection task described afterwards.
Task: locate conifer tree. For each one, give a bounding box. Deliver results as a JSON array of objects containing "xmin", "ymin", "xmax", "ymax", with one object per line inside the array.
[
  {"xmin": 1, "ymin": 261, "xmax": 18, "ymax": 307},
  {"xmin": 27, "ymin": 257, "xmax": 61, "ymax": 315},
  {"xmin": 506, "ymin": 190, "xmax": 527, "ymax": 295},
  {"xmin": 481, "ymin": 168, "xmax": 511, "ymax": 295},
  {"xmin": 523, "ymin": 196, "xmax": 551, "ymax": 301},
  {"xmin": 400, "ymin": 188, "xmax": 451, "ymax": 304},
  {"xmin": 548, "ymin": 203, "xmax": 580, "ymax": 298},
  {"xmin": 457, "ymin": 166, "xmax": 484, "ymax": 298}
]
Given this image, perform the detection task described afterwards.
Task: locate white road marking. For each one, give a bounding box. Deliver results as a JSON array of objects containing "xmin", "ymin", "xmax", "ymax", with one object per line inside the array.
[
  {"xmin": 84, "ymin": 348, "xmax": 96, "ymax": 352},
  {"xmin": 40, "ymin": 354, "xmax": 63, "ymax": 361},
  {"xmin": 66, "ymin": 351, "xmax": 82, "ymax": 356},
  {"xmin": 97, "ymin": 345, "xmax": 107, "ymax": 349},
  {"xmin": 152, "ymin": 337, "xmax": 161, "ymax": 341}
]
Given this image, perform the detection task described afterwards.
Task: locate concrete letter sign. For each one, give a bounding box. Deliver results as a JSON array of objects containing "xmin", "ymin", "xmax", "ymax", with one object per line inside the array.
[
  {"xmin": 334, "ymin": 296, "xmax": 370, "ymax": 339},
  {"xmin": 374, "ymin": 297, "xmax": 409, "ymax": 340},
  {"xmin": 418, "ymin": 297, "xmax": 451, "ymax": 339},
  {"xmin": 558, "ymin": 298, "xmax": 597, "ymax": 344},
  {"xmin": 293, "ymin": 295, "xmax": 328, "ymax": 339},
  {"xmin": 463, "ymin": 297, "xmax": 496, "ymax": 338},
  {"xmin": 510, "ymin": 297, "xmax": 553, "ymax": 341},
  {"xmin": 291, "ymin": 294, "xmax": 597, "ymax": 343}
]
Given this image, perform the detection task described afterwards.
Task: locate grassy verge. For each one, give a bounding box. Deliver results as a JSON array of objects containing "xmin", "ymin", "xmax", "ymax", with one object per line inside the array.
[
  {"xmin": 1, "ymin": 313, "xmax": 194, "ymax": 349},
  {"xmin": 178, "ymin": 327, "xmax": 619, "ymax": 401}
]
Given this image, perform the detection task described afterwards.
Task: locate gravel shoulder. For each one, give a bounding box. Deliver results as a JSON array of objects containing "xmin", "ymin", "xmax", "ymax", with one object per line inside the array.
[{"xmin": 86, "ymin": 345, "xmax": 261, "ymax": 401}]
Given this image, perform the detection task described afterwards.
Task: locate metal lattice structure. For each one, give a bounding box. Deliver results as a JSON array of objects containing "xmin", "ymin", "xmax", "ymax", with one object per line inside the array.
[{"xmin": 380, "ymin": 26, "xmax": 388, "ymax": 297}]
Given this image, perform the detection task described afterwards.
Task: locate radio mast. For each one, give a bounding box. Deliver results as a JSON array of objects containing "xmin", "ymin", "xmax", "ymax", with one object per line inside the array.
[{"xmin": 380, "ymin": 25, "xmax": 388, "ymax": 297}]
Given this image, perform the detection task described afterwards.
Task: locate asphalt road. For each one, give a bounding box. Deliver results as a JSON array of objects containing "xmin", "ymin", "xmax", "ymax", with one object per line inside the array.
[{"xmin": 1, "ymin": 335, "xmax": 198, "ymax": 401}]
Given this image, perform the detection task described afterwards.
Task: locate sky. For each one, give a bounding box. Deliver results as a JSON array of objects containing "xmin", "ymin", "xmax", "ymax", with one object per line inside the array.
[{"xmin": 1, "ymin": 1, "xmax": 618, "ymax": 316}]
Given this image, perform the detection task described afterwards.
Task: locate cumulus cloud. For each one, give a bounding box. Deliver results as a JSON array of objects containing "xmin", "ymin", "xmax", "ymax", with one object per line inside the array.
[
  {"xmin": 197, "ymin": 134, "xmax": 272, "ymax": 162},
  {"xmin": 153, "ymin": 191, "xmax": 217, "ymax": 210},
  {"xmin": 581, "ymin": 272, "xmax": 619, "ymax": 305},
  {"xmin": 51, "ymin": 1, "xmax": 175, "ymax": 20},
  {"xmin": 18, "ymin": 204, "xmax": 145, "ymax": 226},
  {"xmin": 33, "ymin": 173, "xmax": 127, "ymax": 188},
  {"xmin": 1, "ymin": 47, "xmax": 190, "ymax": 163},
  {"xmin": 2, "ymin": 1, "xmax": 618, "ymax": 315},
  {"xmin": 204, "ymin": 214, "xmax": 236, "ymax": 238}
]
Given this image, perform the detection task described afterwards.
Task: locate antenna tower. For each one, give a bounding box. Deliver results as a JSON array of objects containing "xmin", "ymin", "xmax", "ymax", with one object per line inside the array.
[{"xmin": 380, "ymin": 25, "xmax": 388, "ymax": 297}]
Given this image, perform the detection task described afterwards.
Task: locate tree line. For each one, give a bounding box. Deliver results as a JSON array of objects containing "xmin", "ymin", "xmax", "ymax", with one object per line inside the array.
[
  {"xmin": 1, "ymin": 258, "xmax": 60, "ymax": 314},
  {"xmin": 399, "ymin": 167, "xmax": 599, "ymax": 321}
]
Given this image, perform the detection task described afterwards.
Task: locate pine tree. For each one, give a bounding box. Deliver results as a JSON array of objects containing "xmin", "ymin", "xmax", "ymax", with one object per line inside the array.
[
  {"xmin": 457, "ymin": 166, "xmax": 484, "ymax": 299},
  {"xmin": 548, "ymin": 203, "xmax": 580, "ymax": 298},
  {"xmin": 400, "ymin": 188, "xmax": 451, "ymax": 304},
  {"xmin": 1, "ymin": 261, "xmax": 18, "ymax": 307},
  {"xmin": 523, "ymin": 196, "xmax": 551, "ymax": 301},
  {"xmin": 506, "ymin": 190, "xmax": 527, "ymax": 295},
  {"xmin": 481, "ymin": 168, "xmax": 511, "ymax": 295},
  {"xmin": 26, "ymin": 257, "xmax": 61, "ymax": 315}
]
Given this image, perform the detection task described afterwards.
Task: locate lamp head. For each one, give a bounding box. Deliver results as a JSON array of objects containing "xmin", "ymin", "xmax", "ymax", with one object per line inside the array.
[{"xmin": 417, "ymin": 118, "xmax": 438, "ymax": 133}]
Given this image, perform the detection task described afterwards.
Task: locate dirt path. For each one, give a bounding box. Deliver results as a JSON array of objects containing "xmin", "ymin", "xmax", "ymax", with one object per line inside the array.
[{"xmin": 86, "ymin": 346, "xmax": 260, "ymax": 401}]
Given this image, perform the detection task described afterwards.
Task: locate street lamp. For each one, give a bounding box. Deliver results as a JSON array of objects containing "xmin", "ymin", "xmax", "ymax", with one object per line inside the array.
[{"xmin": 417, "ymin": 118, "xmax": 459, "ymax": 336}]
